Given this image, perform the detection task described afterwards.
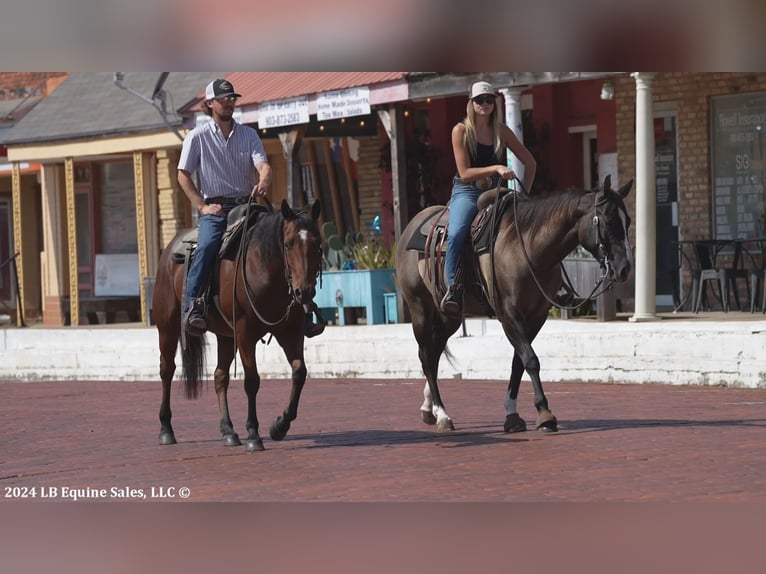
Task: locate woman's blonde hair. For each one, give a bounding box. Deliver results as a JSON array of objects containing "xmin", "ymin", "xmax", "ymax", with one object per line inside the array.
[{"xmin": 463, "ymin": 95, "xmax": 503, "ymax": 161}]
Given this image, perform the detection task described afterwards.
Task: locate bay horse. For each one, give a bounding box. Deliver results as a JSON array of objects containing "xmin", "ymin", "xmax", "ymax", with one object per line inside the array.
[
  {"xmin": 153, "ymin": 199, "xmax": 322, "ymax": 452},
  {"xmin": 395, "ymin": 175, "xmax": 632, "ymax": 433}
]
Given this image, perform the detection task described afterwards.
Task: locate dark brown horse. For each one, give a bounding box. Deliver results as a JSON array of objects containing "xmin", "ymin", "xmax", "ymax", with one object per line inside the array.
[
  {"xmin": 153, "ymin": 199, "xmax": 322, "ymax": 451},
  {"xmin": 396, "ymin": 176, "xmax": 633, "ymax": 433}
]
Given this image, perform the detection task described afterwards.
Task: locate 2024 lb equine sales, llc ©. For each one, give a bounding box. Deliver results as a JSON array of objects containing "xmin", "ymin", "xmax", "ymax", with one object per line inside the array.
[{"xmin": 4, "ymin": 485, "xmax": 191, "ymax": 501}]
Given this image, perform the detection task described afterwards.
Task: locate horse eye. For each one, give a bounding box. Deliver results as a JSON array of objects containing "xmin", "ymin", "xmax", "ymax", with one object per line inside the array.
[{"xmin": 284, "ymin": 241, "xmax": 293, "ymax": 250}]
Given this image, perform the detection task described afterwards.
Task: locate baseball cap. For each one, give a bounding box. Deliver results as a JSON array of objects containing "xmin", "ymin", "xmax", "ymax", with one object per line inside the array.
[
  {"xmin": 470, "ymin": 81, "xmax": 495, "ymax": 99},
  {"xmin": 205, "ymin": 79, "xmax": 241, "ymax": 100}
]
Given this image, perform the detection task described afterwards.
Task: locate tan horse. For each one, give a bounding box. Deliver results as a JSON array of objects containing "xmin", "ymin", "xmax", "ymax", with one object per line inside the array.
[
  {"xmin": 153, "ymin": 199, "xmax": 322, "ymax": 452},
  {"xmin": 396, "ymin": 176, "xmax": 633, "ymax": 433}
]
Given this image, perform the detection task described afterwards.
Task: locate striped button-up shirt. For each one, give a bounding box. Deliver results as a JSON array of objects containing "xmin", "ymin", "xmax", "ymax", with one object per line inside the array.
[{"xmin": 178, "ymin": 118, "xmax": 268, "ymax": 199}]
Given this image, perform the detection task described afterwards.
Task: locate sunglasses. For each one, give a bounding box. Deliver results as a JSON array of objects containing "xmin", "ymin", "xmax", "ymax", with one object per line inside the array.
[
  {"xmin": 473, "ymin": 95, "xmax": 495, "ymax": 105},
  {"xmin": 215, "ymin": 95, "xmax": 239, "ymax": 103}
]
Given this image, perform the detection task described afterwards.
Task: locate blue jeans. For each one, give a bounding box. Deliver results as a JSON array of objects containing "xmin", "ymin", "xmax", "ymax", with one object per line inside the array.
[
  {"xmin": 444, "ymin": 177, "xmax": 482, "ymax": 287},
  {"xmin": 183, "ymin": 211, "xmax": 229, "ymax": 314}
]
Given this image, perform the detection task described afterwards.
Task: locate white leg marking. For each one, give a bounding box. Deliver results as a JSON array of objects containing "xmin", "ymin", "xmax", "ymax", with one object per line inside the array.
[
  {"xmin": 504, "ymin": 390, "xmax": 517, "ymax": 417},
  {"xmin": 420, "ymin": 381, "xmax": 433, "ymax": 412}
]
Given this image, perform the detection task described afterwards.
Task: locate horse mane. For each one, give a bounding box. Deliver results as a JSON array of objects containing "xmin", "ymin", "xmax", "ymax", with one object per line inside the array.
[
  {"xmin": 247, "ymin": 205, "xmax": 320, "ymax": 262},
  {"xmin": 505, "ymin": 188, "xmax": 591, "ymax": 236}
]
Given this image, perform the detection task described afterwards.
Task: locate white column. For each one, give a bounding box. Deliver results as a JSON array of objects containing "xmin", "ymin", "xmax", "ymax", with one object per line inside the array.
[
  {"xmin": 499, "ymin": 87, "xmax": 524, "ymax": 188},
  {"xmin": 630, "ymin": 72, "xmax": 660, "ymax": 322}
]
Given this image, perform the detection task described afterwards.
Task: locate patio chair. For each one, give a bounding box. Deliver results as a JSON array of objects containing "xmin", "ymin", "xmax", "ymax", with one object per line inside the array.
[{"xmin": 691, "ymin": 241, "xmax": 728, "ymax": 313}]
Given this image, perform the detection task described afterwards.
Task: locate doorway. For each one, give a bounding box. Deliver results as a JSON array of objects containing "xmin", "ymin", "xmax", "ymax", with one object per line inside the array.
[
  {"xmin": 0, "ymin": 197, "xmax": 13, "ymax": 303},
  {"xmin": 654, "ymin": 110, "xmax": 680, "ymax": 308}
]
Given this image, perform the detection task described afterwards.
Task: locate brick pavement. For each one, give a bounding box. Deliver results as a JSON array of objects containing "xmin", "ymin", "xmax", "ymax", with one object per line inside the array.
[{"xmin": 1, "ymin": 378, "xmax": 765, "ymax": 502}]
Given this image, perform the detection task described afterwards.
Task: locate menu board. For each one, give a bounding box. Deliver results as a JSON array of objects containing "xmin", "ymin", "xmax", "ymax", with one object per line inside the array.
[{"xmin": 711, "ymin": 93, "xmax": 766, "ymax": 240}]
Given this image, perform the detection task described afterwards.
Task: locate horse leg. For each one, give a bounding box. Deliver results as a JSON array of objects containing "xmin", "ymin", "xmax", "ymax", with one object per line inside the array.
[
  {"xmin": 158, "ymin": 329, "xmax": 178, "ymax": 445},
  {"xmin": 502, "ymin": 324, "xmax": 558, "ymax": 432},
  {"xmin": 415, "ymin": 316, "xmax": 455, "ymax": 431},
  {"xmin": 269, "ymin": 360, "xmax": 306, "ymax": 441},
  {"xmin": 516, "ymin": 344, "xmax": 557, "ymax": 432},
  {"xmin": 228, "ymin": 333, "xmax": 263, "ymax": 452},
  {"xmin": 214, "ymin": 337, "xmax": 242, "ymax": 447},
  {"xmin": 503, "ymin": 352, "xmax": 527, "ymax": 433},
  {"xmin": 269, "ymin": 325, "xmax": 308, "ymax": 442}
]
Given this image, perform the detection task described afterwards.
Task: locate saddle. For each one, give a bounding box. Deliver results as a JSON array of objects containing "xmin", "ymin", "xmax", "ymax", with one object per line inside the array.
[
  {"xmin": 172, "ymin": 203, "xmax": 268, "ymax": 317},
  {"xmin": 405, "ymin": 188, "xmax": 517, "ymax": 315},
  {"xmin": 170, "ymin": 204, "xmax": 268, "ymax": 264}
]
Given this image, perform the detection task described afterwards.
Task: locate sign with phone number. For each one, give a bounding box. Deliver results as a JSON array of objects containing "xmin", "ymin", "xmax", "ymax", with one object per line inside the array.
[{"xmin": 258, "ymin": 96, "xmax": 310, "ymax": 128}]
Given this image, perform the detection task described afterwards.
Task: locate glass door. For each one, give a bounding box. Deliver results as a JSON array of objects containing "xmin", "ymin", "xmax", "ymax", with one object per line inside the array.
[{"xmin": 654, "ymin": 111, "xmax": 680, "ymax": 309}]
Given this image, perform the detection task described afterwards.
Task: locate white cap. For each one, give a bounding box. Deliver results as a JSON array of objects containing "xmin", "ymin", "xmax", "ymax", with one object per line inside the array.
[{"xmin": 470, "ymin": 81, "xmax": 494, "ymax": 99}]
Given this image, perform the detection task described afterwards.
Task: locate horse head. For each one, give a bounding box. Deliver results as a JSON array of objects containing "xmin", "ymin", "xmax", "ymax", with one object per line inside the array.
[
  {"xmin": 579, "ymin": 175, "xmax": 633, "ymax": 283},
  {"xmin": 281, "ymin": 199, "xmax": 323, "ymax": 305}
]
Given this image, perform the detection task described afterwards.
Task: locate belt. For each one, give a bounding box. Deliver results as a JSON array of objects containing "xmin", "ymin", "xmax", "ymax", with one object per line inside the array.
[{"xmin": 205, "ymin": 196, "xmax": 249, "ymax": 206}]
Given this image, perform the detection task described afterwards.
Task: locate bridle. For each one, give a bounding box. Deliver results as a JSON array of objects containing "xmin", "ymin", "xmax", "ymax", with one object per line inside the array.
[
  {"xmin": 236, "ymin": 201, "xmax": 318, "ymax": 327},
  {"xmin": 489, "ymin": 178, "xmax": 625, "ymax": 316}
]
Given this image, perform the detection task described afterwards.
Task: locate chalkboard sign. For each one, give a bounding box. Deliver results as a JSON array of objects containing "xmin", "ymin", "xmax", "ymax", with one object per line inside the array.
[{"xmin": 711, "ymin": 93, "xmax": 766, "ymax": 240}]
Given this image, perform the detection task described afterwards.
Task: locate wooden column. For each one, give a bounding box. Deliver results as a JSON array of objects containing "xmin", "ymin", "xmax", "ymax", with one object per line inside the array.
[
  {"xmin": 64, "ymin": 157, "xmax": 79, "ymax": 325},
  {"xmin": 322, "ymin": 138, "xmax": 345, "ymax": 236},
  {"xmin": 377, "ymin": 106, "xmax": 407, "ymax": 241},
  {"xmin": 340, "ymin": 137, "xmax": 360, "ymax": 233},
  {"xmin": 305, "ymin": 143, "xmax": 325, "ymax": 227},
  {"xmin": 10, "ymin": 163, "xmax": 24, "ymax": 326},
  {"xmin": 279, "ymin": 126, "xmax": 306, "ymax": 208},
  {"xmin": 133, "ymin": 151, "xmax": 151, "ymax": 324}
]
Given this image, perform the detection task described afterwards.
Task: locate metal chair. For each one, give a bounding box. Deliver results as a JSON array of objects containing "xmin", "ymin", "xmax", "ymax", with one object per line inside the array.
[
  {"xmin": 691, "ymin": 241, "xmax": 728, "ymax": 313},
  {"xmin": 726, "ymin": 241, "xmax": 751, "ymax": 310}
]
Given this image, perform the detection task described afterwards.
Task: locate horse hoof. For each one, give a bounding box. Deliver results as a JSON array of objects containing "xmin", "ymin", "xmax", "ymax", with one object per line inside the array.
[
  {"xmin": 503, "ymin": 414, "xmax": 527, "ymax": 433},
  {"xmin": 536, "ymin": 411, "xmax": 558, "ymax": 433},
  {"xmin": 245, "ymin": 438, "xmax": 265, "ymax": 452},
  {"xmin": 159, "ymin": 432, "xmax": 176, "ymax": 445},
  {"xmin": 223, "ymin": 433, "xmax": 242, "ymax": 446},
  {"xmin": 421, "ymin": 410, "xmax": 437, "ymax": 425},
  {"xmin": 437, "ymin": 418, "xmax": 455, "ymax": 431},
  {"xmin": 269, "ymin": 417, "xmax": 291, "ymax": 441}
]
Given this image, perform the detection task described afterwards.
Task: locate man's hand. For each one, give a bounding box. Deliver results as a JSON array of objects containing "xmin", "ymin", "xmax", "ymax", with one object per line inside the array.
[
  {"xmin": 200, "ymin": 203, "xmax": 224, "ymax": 216},
  {"xmin": 251, "ymin": 182, "xmax": 269, "ymax": 199}
]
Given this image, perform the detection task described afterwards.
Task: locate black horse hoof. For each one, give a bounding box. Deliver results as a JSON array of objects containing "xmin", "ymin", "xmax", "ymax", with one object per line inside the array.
[
  {"xmin": 223, "ymin": 433, "xmax": 242, "ymax": 446},
  {"xmin": 245, "ymin": 438, "xmax": 265, "ymax": 452},
  {"xmin": 269, "ymin": 416, "xmax": 291, "ymax": 441},
  {"xmin": 421, "ymin": 410, "xmax": 437, "ymax": 425},
  {"xmin": 159, "ymin": 432, "xmax": 176, "ymax": 445},
  {"xmin": 503, "ymin": 414, "xmax": 527, "ymax": 433}
]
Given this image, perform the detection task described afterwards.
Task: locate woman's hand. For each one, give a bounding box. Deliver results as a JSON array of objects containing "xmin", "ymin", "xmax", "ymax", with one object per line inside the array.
[{"xmin": 496, "ymin": 165, "xmax": 515, "ymax": 180}]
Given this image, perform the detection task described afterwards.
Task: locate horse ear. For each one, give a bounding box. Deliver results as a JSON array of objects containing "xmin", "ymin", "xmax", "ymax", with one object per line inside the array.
[
  {"xmin": 280, "ymin": 199, "xmax": 294, "ymax": 220},
  {"xmin": 617, "ymin": 179, "xmax": 633, "ymax": 198},
  {"xmin": 310, "ymin": 199, "xmax": 321, "ymax": 220},
  {"xmin": 602, "ymin": 174, "xmax": 612, "ymax": 193}
]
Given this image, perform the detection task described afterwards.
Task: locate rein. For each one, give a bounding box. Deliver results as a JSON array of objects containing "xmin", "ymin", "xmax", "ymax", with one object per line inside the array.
[
  {"xmin": 238, "ymin": 200, "xmax": 298, "ymax": 327},
  {"xmin": 491, "ymin": 178, "xmax": 615, "ymax": 314}
]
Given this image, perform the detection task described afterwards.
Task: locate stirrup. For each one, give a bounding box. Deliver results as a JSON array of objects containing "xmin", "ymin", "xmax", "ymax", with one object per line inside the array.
[
  {"xmin": 440, "ymin": 285, "xmax": 463, "ymax": 316},
  {"xmin": 184, "ymin": 297, "xmax": 207, "ymax": 335}
]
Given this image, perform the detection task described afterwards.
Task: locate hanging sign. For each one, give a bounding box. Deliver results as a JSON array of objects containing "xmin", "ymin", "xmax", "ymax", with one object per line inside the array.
[
  {"xmin": 316, "ymin": 87, "xmax": 370, "ymax": 121},
  {"xmin": 258, "ymin": 96, "xmax": 310, "ymax": 128}
]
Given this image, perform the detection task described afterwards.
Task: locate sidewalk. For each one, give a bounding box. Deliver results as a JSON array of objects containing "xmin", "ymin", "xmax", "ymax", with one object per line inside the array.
[{"xmin": 2, "ymin": 311, "xmax": 765, "ymax": 387}]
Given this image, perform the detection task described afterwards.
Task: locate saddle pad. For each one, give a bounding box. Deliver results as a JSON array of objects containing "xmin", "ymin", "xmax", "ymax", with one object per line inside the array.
[{"xmin": 406, "ymin": 207, "xmax": 449, "ymax": 253}]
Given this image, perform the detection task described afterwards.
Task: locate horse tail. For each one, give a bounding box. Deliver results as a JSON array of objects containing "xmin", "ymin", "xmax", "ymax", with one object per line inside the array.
[
  {"xmin": 442, "ymin": 343, "xmax": 458, "ymax": 371},
  {"xmin": 181, "ymin": 334, "xmax": 207, "ymax": 400}
]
